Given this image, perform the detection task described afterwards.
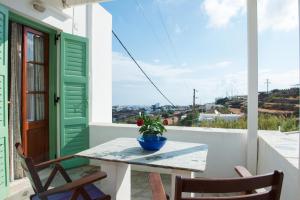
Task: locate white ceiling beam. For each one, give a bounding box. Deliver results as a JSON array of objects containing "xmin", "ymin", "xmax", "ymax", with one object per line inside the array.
[
  {"xmin": 62, "ymin": 0, "xmax": 110, "ymax": 7},
  {"xmin": 45, "ymin": 0, "xmax": 110, "ymax": 9}
]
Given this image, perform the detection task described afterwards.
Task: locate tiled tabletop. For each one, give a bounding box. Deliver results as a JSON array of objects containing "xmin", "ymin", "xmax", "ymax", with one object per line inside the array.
[{"xmin": 77, "ymin": 137, "xmax": 208, "ymax": 172}]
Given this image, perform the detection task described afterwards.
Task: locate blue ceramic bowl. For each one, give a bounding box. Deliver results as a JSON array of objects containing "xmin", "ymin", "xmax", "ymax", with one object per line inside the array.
[{"xmin": 137, "ymin": 135, "xmax": 167, "ymax": 151}]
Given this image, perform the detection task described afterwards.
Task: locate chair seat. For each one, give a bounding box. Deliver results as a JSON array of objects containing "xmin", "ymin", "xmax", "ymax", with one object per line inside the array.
[{"xmin": 32, "ymin": 184, "xmax": 106, "ymax": 200}]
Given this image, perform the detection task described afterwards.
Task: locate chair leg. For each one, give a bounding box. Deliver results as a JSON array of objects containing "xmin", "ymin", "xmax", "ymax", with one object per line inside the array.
[
  {"xmin": 70, "ymin": 187, "xmax": 93, "ymax": 200},
  {"xmin": 55, "ymin": 163, "xmax": 72, "ymax": 183},
  {"xmin": 78, "ymin": 187, "xmax": 92, "ymax": 200},
  {"xmin": 96, "ymin": 195, "xmax": 111, "ymax": 200},
  {"xmin": 70, "ymin": 189, "xmax": 81, "ymax": 200},
  {"xmin": 44, "ymin": 167, "xmax": 59, "ymax": 190}
]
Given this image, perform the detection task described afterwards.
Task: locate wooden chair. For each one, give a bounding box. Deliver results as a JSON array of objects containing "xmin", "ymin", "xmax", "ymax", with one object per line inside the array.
[
  {"xmin": 15, "ymin": 143, "xmax": 111, "ymax": 200},
  {"xmin": 148, "ymin": 166, "xmax": 284, "ymax": 200}
]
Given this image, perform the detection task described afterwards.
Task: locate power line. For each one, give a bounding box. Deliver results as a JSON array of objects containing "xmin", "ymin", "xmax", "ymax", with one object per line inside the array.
[
  {"xmin": 154, "ymin": 0, "xmax": 191, "ymax": 92},
  {"xmin": 133, "ymin": 0, "xmax": 176, "ymax": 65},
  {"xmin": 112, "ymin": 30, "xmax": 176, "ymax": 107},
  {"xmin": 154, "ymin": 0, "xmax": 181, "ymax": 65}
]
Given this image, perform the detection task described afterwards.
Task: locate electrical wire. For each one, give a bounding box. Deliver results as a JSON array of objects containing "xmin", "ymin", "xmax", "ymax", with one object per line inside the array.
[
  {"xmin": 133, "ymin": 0, "xmax": 176, "ymax": 66},
  {"xmin": 155, "ymin": 0, "xmax": 181, "ymax": 65},
  {"xmin": 154, "ymin": 0, "xmax": 192, "ymax": 94},
  {"xmin": 112, "ymin": 30, "xmax": 176, "ymax": 107}
]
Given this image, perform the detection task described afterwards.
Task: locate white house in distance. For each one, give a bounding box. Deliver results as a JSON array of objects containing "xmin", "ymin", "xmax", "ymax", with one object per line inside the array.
[
  {"xmin": 0, "ymin": 0, "xmax": 112, "ymax": 198},
  {"xmin": 199, "ymin": 113, "xmax": 244, "ymax": 122}
]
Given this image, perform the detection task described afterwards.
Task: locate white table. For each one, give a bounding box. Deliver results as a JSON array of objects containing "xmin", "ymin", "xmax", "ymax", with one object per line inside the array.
[{"xmin": 76, "ymin": 138, "xmax": 208, "ymax": 200}]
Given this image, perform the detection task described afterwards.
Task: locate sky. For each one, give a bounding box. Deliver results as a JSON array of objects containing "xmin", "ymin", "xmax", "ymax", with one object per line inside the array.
[{"xmin": 101, "ymin": 0, "xmax": 299, "ymax": 106}]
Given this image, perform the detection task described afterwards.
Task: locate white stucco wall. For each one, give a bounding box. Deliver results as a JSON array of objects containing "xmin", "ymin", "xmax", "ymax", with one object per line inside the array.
[
  {"xmin": 87, "ymin": 4, "xmax": 112, "ymax": 123},
  {"xmin": 89, "ymin": 123, "xmax": 248, "ymax": 178},
  {"xmin": 257, "ymin": 135, "xmax": 300, "ymax": 200},
  {"xmin": 0, "ymin": 0, "xmax": 73, "ymax": 32}
]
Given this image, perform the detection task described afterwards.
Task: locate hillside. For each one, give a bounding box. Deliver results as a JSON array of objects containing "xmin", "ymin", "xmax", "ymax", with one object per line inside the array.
[{"xmin": 216, "ymin": 87, "xmax": 299, "ymax": 117}]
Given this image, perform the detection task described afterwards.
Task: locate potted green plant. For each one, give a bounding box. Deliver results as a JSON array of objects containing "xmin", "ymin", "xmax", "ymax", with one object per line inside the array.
[{"xmin": 136, "ymin": 114, "xmax": 168, "ymax": 151}]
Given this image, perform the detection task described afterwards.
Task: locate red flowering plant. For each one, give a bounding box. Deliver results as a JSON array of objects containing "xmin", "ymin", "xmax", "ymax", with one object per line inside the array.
[{"xmin": 136, "ymin": 114, "xmax": 167, "ymax": 136}]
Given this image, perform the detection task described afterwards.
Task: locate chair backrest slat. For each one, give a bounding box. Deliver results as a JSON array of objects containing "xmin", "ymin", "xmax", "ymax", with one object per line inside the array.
[
  {"xmin": 15, "ymin": 143, "xmax": 44, "ymax": 194},
  {"xmin": 180, "ymin": 191, "xmax": 272, "ymax": 200},
  {"xmin": 175, "ymin": 171, "xmax": 284, "ymax": 200},
  {"xmin": 180, "ymin": 173, "xmax": 275, "ymax": 193}
]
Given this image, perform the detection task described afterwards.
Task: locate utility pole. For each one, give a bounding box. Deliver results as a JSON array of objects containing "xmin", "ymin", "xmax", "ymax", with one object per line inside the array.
[
  {"xmin": 193, "ymin": 89, "xmax": 196, "ymax": 112},
  {"xmin": 192, "ymin": 89, "xmax": 198, "ymax": 126},
  {"xmin": 265, "ymin": 79, "xmax": 271, "ymax": 94}
]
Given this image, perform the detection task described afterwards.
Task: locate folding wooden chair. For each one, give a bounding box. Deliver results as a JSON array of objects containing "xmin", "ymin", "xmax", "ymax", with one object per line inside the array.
[
  {"xmin": 15, "ymin": 142, "xmax": 111, "ymax": 200},
  {"xmin": 149, "ymin": 166, "xmax": 283, "ymax": 200}
]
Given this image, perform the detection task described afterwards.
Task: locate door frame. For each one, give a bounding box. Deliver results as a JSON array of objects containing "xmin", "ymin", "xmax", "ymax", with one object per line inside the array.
[
  {"xmin": 22, "ymin": 26, "xmax": 50, "ymax": 162},
  {"xmin": 9, "ymin": 12, "xmax": 58, "ymax": 160}
]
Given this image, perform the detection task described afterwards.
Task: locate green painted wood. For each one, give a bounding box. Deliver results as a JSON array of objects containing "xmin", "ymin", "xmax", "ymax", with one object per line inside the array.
[
  {"xmin": 9, "ymin": 12, "xmax": 56, "ymax": 34},
  {"xmin": 60, "ymin": 32, "xmax": 89, "ymax": 168},
  {"xmin": 0, "ymin": 4, "xmax": 9, "ymax": 200},
  {"xmin": 48, "ymin": 32, "xmax": 58, "ymax": 160},
  {"xmin": 9, "ymin": 12, "xmax": 58, "ymax": 160}
]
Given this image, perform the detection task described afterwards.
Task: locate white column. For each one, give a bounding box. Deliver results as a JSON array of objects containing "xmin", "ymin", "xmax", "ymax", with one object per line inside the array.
[
  {"xmin": 298, "ymin": 0, "xmax": 300, "ymax": 187},
  {"xmin": 246, "ymin": 0, "xmax": 258, "ymax": 174}
]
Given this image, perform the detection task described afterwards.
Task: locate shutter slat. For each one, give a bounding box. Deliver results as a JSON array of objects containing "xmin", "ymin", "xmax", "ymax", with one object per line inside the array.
[
  {"xmin": 0, "ymin": 4, "xmax": 9, "ymax": 198},
  {"xmin": 60, "ymin": 32, "xmax": 89, "ymax": 169}
]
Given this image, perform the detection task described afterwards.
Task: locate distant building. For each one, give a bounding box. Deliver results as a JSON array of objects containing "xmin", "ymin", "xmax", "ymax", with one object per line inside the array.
[
  {"xmin": 151, "ymin": 103, "xmax": 160, "ymax": 112},
  {"xmin": 175, "ymin": 106, "xmax": 190, "ymax": 111},
  {"xmin": 204, "ymin": 103, "xmax": 224, "ymax": 112},
  {"xmin": 199, "ymin": 113, "xmax": 244, "ymax": 122}
]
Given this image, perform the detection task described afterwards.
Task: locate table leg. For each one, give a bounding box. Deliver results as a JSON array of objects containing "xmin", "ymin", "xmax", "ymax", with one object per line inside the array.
[
  {"xmin": 171, "ymin": 169, "xmax": 195, "ymax": 200},
  {"xmin": 96, "ymin": 161, "xmax": 131, "ymax": 200}
]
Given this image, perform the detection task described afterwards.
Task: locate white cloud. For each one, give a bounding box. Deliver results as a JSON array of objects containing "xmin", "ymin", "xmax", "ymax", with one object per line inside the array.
[
  {"xmin": 112, "ymin": 52, "xmax": 298, "ymax": 105},
  {"xmin": 258, "ymin": 69, "xmax": 299, "ymax": 91},
  {"xmin": 202, "ymin": 0, "xmax": 298, "ymax": 32},
  {"xmin": 181, "ymin": 62, "xmax": 187, "ymax": 67},
  {"xmin": 202, "ymin": 0, "xmax": 245, "ymax": 28},
  {"xmin": 196, "ymin": 60, "xmax": 233, "ymax": 70},
  {"xmin": 112, "ymin": 52, "xmax": 241, "ymax": 104},
  {"xmin": 215, "ymin": 61, "xmax": 232, "ymax": 67},
  {"xmin": 258, "ymin": 0, "xmax": 298, "ymax": 31},
  {"xmin": 153, "ymin": 59, "xmax": 160, "ymax": 63},
  {"xmin": 112, "ymin": 52, "xmax": 193, "ymax": 105},
  {"xmin": 112, "ymin": 52, "xmax": 191, "ymax": 83}
]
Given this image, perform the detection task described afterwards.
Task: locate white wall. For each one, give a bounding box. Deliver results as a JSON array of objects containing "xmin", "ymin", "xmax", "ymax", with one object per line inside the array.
[
  {"xmin": 1, "ymin": 0, "xmax": 113, "ymax": 122},
  {"xmin": 87, "ymin": 4, "xmax": 112, "ymax": 123},
  {"xmin": 71, "ymin": 5, "xmax": 87, "ymax": 36},
  {"xmin": 0, "ymin": 0, "xmax": 101, "ymax": 37},
  {"xmin": 258, "ymin": 136, "xmax": 300, "ymax": 200},
  {"xmin": 0, "ymin": 0, "xmax": 72, "ymax": 32},
  {"xmin": 90, "ymin": 123, "xmax": 247, "ymax": 178}
]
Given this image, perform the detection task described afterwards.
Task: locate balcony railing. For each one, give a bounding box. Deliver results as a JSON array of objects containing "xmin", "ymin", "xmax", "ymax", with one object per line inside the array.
[{"xmin": 89, "ymin": 123, "xmax": 299, "ymax": 200}]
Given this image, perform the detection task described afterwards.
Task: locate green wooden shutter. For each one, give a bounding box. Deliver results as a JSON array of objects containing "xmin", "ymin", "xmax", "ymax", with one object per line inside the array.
[
  {"xmin": 60, "ymin": 33, "xmax": 89, "ymax": 168},
  {"xmin": 0, "ymin": 5, "xmax": 9, "ymax": 199}
]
